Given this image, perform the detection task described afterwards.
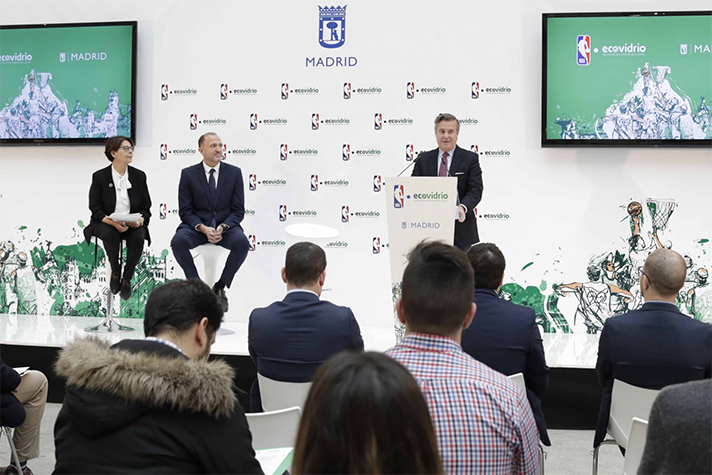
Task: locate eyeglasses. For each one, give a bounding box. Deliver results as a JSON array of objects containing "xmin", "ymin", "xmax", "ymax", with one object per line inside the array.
[
  {"xmin": 640, "ymin": 270, "xmax": 653, "ymax": 286},
  {"xmin": 119, "ymin": 146, "xmax": 135, "ymax": 152}
]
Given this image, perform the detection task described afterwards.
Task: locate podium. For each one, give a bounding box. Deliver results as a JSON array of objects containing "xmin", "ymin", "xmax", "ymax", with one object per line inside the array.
[{"xmin": 384, "ymin": 176, "xmax": 458, "ymax": 340}]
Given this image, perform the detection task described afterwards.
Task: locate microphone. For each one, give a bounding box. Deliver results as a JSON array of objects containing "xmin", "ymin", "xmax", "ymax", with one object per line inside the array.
[{"xmin": 396, "ymin": 155, "xmax": 419, "ymax": 177}]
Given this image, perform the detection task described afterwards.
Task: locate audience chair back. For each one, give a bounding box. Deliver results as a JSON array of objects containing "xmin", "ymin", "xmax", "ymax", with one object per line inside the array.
[
  {"xmin": 258, "ymin": 373, "xmax": 312, "ymax": 412},
  {"xmin": 246, "ymin": 406, "xmax": 302, "ymax": 451},
  {"xmin": 190, "ymin": 244, "xmax": 229, "ymax": 287},
  {"xmin": 507, "ymin": 372, "xmax": 547, "ymax": 475},
  {"xmin": 622, "ymin": 417, "xmax": 649, "ymax": 475},
  {"xmin": 1, "ymin": 426, "xmax": 22, "ymax": 473},
  {"xmin": 608, "ymin": 379, "xmax": 658, "ymax": 449}
]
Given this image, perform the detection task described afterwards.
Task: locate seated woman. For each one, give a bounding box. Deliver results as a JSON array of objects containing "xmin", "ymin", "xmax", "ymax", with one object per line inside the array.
[
  {"xmin": 292, "ymin": 351, "xmax": 443, "ymax": 475},
  {"xmin": 83, "ymin": 136, "xmax": 151, "ymax": 300}
]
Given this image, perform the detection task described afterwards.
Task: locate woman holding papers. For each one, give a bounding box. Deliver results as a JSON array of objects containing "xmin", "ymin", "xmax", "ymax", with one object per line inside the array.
[{"xmin": 83, "ymin": 136, "xmax": 152, "ymax": 300}]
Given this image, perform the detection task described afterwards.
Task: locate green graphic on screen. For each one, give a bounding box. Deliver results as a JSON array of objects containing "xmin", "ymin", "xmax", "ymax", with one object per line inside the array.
[
  {"xmin": 0, "ymin": 25, "xmax": 133, "ymax": 139},
  {"xmin": 546, "ymin": 15, "xmax": 712, "ymax": 140}
]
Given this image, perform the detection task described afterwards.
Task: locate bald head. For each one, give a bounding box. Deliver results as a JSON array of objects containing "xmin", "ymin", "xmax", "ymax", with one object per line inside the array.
[{"xmin": 642, "ymin": 249, "xmax": 686, "ymax": 298}]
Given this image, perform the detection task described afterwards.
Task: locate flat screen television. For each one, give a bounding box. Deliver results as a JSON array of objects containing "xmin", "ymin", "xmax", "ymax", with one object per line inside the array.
[
  {"xmin": 0, "ymin": 21, "xmax": 136, "ymax": 144},
  {"xmin": 542, "ymin": 11, "xmax": 712, "ymax": 147}
]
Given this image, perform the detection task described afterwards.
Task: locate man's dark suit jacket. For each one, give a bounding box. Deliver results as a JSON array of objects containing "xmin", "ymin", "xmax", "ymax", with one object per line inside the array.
[
  {"xmin": 0, "ymin": 357, "xmax": 25, "ymax": 428},
  {"xmin": 461, "ymin": 288, "xmax": 551, "ymax": 445},
  {"xmin": 412, "ymin": 145, "xmax": 483, "ymax": 250},
  {"xmin": 248, "ymin": 291, "xmax": 364, "ymax": 411},
  {"xmin": 177, "ymin": 162, "xmax": 244, "ymax": 231},
  {"xmin": 594, "ymin": 301, "xmax": 712, "ymax": 447},
  {"xmin": 83, "ymin": 165, "xmax": 152, "ymax": 244}
]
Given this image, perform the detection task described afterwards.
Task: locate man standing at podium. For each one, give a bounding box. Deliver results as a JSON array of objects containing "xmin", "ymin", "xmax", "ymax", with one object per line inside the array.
[{"xmin": 412, "ymin": 113, "xmax": 484, "ymax": 251}]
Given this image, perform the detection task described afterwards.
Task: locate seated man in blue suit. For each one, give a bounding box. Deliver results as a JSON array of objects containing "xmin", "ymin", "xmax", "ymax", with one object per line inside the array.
[
  {"xmin": 248, "ymin": 242, "xmax": 364, "ymax": 411},
  {"xmin": 171, "ymin": 132, "xmax": 250, "ymax": 312},
  {"xmin": 594, "ymin": 248, "xmax": 712, "ymax": 449},
  {"xmin": 461, "ymin": 242, "xmax": 551, "ymax": 446}
]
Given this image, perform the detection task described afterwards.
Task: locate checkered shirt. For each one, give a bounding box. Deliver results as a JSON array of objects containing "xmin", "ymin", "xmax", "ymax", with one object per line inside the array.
[{"xmin": 386, "ymin": 333, "xmax": 539, "ymax": 475}]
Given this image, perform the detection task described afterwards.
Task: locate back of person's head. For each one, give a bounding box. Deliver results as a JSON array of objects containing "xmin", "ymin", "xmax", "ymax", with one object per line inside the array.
[
  {"xmin": 144, "ymin": 279, "xmax": 223, "ymax": 338},
  {"xmin": 642, "ymin": 248, "xmax": 687, "ymax": 298},
  {"xmin": 401, "ymin": 240, "xmax": 474, "ymax": 336},
  {"xmin": 466, "ymin": 242, "xmax": 505, "ymax": 290},
  {"xmin": 292, "ymin": 351, "xmax": 443, "ymax": 475},
  {"xmin": 284, "ymin": 241, "xmax": 326, "ymax": 287}
]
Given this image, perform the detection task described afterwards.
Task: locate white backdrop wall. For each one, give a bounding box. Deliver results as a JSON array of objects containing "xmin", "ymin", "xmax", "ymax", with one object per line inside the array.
[{"xmin": 1, "ymin": 0, "xmax": 710, "ymax": 332}]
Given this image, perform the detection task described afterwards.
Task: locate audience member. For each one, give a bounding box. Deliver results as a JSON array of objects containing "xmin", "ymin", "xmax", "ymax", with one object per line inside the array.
[
  {"xmin": 386, "ymin": 241, "xmax": 539, "ymax": 474},
  {"xmin": 594, "ymin": 248, "xmax": 712, "ymax": 448},
  {"xmin": 248, "ymin": 242, "xmax": 364, "ymax": 411},
  {"xmin": 53, "ymin": 280, "xmax": 263, "ymax": 474},
  {"xmin": 292, "ymin": 351, "xmax": 443, "ymax": 474},
  {"xmin": 463, "ymin": 242, "xmax": 550, "ymax": 446},
  {"xmin": 0, "ymin": 359, "xmax": 48, "ymax": 475},
  {"xmin": 638, "ymin": 379, "xmax": 712, "ymax": 475}
]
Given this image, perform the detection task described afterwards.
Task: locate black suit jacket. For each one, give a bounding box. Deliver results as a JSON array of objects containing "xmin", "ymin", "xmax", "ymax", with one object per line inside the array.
[
  {"xmin": 461, "ymin": 288, "xmax": 551, "ymax": 445},
  {"xmin": 412, "ymin": 145, "xmax": 483, "ymax": 250},
  {"xmin": 0, "ymin": 357, "xmax": 25, "ymax": 428},
  {"xmin": 247, "ymin": 291, "xmax": 364, "ymax": 411},
  {"xmin": 178, "ymin": 162, "xmax": 245, "ymax": 231},
  {"xmin": 594, "ymin": 301, "xmax": 712, "ymax": 447},
  {"xmin": 83, "ymin": 165, "xmax": 152, "ymax": 245}
]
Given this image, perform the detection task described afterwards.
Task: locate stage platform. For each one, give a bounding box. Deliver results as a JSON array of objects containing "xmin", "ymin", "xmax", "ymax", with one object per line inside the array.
[{"xmin": 0, "ymin": 314, "xmax": 604, "ymax": 429}]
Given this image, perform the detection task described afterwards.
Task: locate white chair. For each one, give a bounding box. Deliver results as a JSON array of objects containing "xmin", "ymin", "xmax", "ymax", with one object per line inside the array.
[
  {"xmin": 507, "ymin": 372, "xmax": 547, "ymax": 475},
  {"xmin": 85, "ymin": 237, "xmax": 133, "ymax": 333},
  {"xmin": 258, "ymin": 373, "xmax": 312, "ymax": 412},
  {"xmin": 246, "ymin": 407, "xmax": 302, "ymax": 451},
  {"xmin": 592, "ymin": 379, "xmax": 659, "ymax": 475},
  {"xmin": 623, "ymin": 417, "xmax": 649, "ymax": 475},
  {"xmin": 1, "ymin": 426, "xmax": 22, "ymax": 474},
  {"xmin": 190, "ymin": 243, "xmax": 229, "ymax": 288}
]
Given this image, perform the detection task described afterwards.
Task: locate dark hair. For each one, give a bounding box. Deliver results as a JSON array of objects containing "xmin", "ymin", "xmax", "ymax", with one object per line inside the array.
[
  {"xmin": 198, "ymin": 132, "xmax": 218, "ymax": 148},
  {"xmin": 466, "ymin": 243, "xmax": 505, "ymax": 290},
  {"xmin": 285, "ymin": 242, "xmax": 326, "ymax": 287},
  {"xmin": 402, "ymin": 241, "xmax": 474, "ymax": 335},
  {"xmin": 104, "ymin": 136, "xmax": 134, "ymax": 161},
  {"xmin": 292, "ymin": 352, "xmax": 443, "ymax": 475},
  {"xmin": 144, "ymin": 279, "xmax": 223, "ymax": 338}
]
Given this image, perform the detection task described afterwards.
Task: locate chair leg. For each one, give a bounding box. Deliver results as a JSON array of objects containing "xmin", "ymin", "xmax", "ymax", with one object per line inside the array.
[
  {"xmin": 3, "ymin": 427, "xmax": 22, "ymax": 474},
  {"xmin": 592, "ymin": 439, "xmax": 617, "ymax": 475},
  {"xmin": 539, "ymin": 443, "xmax": 546, "ymax": 475}
]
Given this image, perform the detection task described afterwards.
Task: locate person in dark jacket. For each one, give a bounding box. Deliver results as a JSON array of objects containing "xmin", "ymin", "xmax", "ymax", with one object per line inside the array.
[
  {"xmin": 53, "ymin": 279, "xmax": 263, "ymax": 475},
  {"xmin": 462, "ymin": 242, "xmax": 550, "ymax": 446},
  {"xmin": 83, "ymin": 136, "xmax": 152, "ymax": 300}
]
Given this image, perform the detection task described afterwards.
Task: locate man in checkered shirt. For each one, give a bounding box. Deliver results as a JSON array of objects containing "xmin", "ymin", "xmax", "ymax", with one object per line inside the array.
[{"xmin": 386, "ymin": 241, "xmax": 539, "ymax": 474}]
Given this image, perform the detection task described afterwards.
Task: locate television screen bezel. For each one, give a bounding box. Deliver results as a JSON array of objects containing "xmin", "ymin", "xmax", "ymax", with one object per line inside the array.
[
  {"xmin": 0, "ymin": 20, "xmax": 137, "ymax": 145},
  {"xmin": 541, "ymin": 11, "xmax": 712, "ymax": 148}
]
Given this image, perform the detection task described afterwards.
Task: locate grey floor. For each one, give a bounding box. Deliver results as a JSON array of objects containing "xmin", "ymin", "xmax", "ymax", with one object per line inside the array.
[{"xmin": 4, "ymin": 403, "xmax": 624, "ymax": 474}]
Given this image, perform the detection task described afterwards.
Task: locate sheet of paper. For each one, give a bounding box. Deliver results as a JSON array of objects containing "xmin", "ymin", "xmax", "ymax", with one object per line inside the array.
[
  {"xmin": 109, "ymin": 212, "xmax": 142, "ymax": 223},
  {"xmin": 255, "ymin": 447, "xmax": 293, "ymax": 475},
  {"xmin": 13, "ymin": 367, "xmax": 30, "ymax": 375}
]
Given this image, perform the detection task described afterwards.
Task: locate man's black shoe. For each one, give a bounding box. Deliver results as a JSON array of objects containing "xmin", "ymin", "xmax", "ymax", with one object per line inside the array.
[
  {"xmin": 110, "ymin": 273, "xmax": 121, "ymax": 295},
  {"xmin": 120, "ymin": 279, "xmax": 132, "ymax": 301},
  {"xmin": 213, "ymin": 284, "xmax": 229, "ymax": 313}
]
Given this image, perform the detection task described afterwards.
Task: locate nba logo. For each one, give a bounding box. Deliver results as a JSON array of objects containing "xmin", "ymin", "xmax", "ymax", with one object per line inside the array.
[
  {"xmin": 279, "ymin": 205, "xmax": 287, "ymax": 222},
  {"xmin": 220, "ymin": 84, "xmax": 228, "ymax": 100},
  {"xmin": 159, "ymin": 203, "xmax": 167, "ymax": 220},
  {"xmin": 312, "ymin": 113, "xmax": 320, "ymax": 130},
  {"xmin": 250, "ymin": 113, "xmax": 258, "ymax": 130},
  {"xmin": 471, "ymin": 82, "xmax": 480, "ymax": 99},
  {"xmin": 248, "ymin": 235, "xmax": 257, "ymax": 251},
  {"xmin": 343, "ymin": 82, "xmax": 351, "ymax": 99},
  {"xmin": 248, "ymin": 174, "xmax": 257, "ymax": 191},
  {"xmin": 374, "ymin": 113, "xmax": 383, "ymax": 130},
  {"xmin": 577, "ymin": 35, "xmax": 591, "ymax": 65},
  {"xmin": 471, "ymin": 144, "xmax": 479, "ymax": 154},
  {"xmin": 373, "ymin": 175, "xmax": 382, "ymax": 192},
  {"xmin": 280, "ymin": 144, "xmax": 288, "ymax": 161},
  {"xmin": 159, "ymin": 144, "xmax": 168, "ymax": 160},
  {"xmin": 405, "ymin": 144, "xmax": 414, "ymax": 162},
  {"xmin": 189, "ymin": 114, "xmax": 198, "ymax": 130},
  {"xmin": 342, "ymin": 144, "xmax": 351, "ymax": 161},
  {"xmin": 341, "ymin": 206, "xmax": 350, "ymax": 223},
  {"xmin": 393, "ymin": 185, "xmax": 404, "ymax": 208},
  {"xmin": 222, "ymin": 144, "xmax": 227, "ymax": 160},
  {"xmin": 161, "ymin": 84, "xmax": 169, "ymax": 101},
  {"xmin": 372, "ymin": 237, "xmax": 381, "ymax": 254},
  {"xmin": 311, "ymin": 174, "xmax": 319, "ymax": 192},
  {"xmin": 281, "ymin": 83, "xmax": 289, "ymax": 100},
  {"xmin": 406, "ymin": 82, "xmax": 415, "ymax": 99}
]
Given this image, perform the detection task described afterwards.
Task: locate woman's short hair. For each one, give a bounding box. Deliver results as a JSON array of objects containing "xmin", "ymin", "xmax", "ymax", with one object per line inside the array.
[
  {"xmin": 104, "ymin": 135, "xmax": 134, "ymax": 161},
  {"xmin": 292, "ymin": 351, "xmax": 443, "ymax": 475}
]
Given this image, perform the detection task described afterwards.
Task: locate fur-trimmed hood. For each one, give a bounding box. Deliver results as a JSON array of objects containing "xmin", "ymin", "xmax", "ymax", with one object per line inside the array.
[{"xmin": 55, "ymin": 337, "xmax": 236, "ymax": 437}]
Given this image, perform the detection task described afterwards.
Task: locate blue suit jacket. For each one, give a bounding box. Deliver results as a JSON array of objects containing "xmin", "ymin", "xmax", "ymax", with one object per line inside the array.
[
  {"xmin": 461, "ymin": 288, "xmax": 551, "ymax": 445},
  {"xmin": 0, "ymin": 357, "xmax": 25, "ymax": 427},
  {"xmin": 594, "ymin": 301, "xmax": 712, "ymax": 447},
  {"xmin": 177, "ymin": 162, "xmax": 244, "ymax": 230},
  {"xmin": 248, "ymin": 291, "xmax": 364, "ymax": 411}
]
